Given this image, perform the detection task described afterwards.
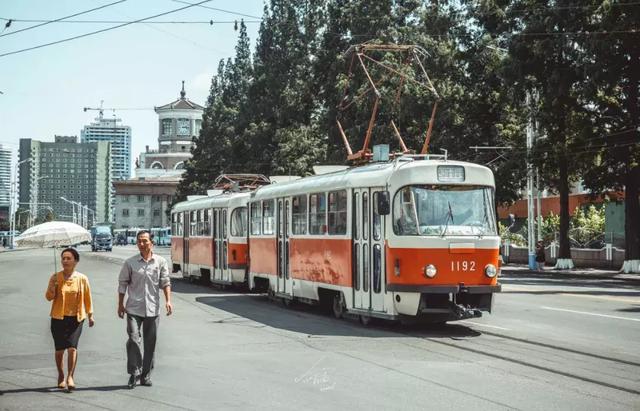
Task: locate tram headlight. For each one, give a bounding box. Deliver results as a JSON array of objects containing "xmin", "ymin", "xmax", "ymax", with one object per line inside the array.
[
  {"xmin": 484, "ymin": 264, "xmax": 497, "ymax": 278},
  {"xmin": 424, "ymin": 264, "xmax": 437, "ymax": 278}
]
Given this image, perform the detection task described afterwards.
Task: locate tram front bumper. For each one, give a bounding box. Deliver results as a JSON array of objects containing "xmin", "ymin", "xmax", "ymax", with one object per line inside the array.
[{"xmin": 389, "ymin": 283, "xmax": 501, "ymax": 317}]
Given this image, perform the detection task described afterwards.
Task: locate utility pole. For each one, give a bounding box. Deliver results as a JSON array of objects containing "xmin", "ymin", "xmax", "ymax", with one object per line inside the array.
[{"xmin": 526, "ymin": 92, "xmax": 537, "ymax": 270}]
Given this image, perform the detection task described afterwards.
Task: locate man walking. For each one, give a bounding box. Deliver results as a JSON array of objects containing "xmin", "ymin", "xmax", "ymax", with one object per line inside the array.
[{"xmin": 118, "ymin": 230, "xmax": 172, "ymax": 389}]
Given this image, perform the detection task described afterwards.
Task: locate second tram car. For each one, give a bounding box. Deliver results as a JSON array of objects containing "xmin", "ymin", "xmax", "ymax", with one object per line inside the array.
[
  {"xmin": 171, "ymin": 155, "xmax": 501, "ymax": 324},
  {"xmin": 171, "ymin": 192, "xmax": 249, "ymax": 286}
]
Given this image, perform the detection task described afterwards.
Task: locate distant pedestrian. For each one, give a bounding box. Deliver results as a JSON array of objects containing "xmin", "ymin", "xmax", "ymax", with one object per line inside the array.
[
  {"xmin": 45, "ymin": 247, "xmax": 95, "ymax": 391},
  {"xmin": 118, "ymin": 230, "xmax": 172, "ymax": 389},
  {"xmin": 535, "ymin": 241, "xmax": 546, "ymax": 271}
]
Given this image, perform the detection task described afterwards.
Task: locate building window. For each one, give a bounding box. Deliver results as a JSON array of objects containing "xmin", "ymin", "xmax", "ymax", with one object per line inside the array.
[
  {"xmin": 122, "ymin": 195, "xmax": 129, "ymax": 203},
  {"xmin": 161, "ymin": 119, "xmax": 172, "ymax": 136},
  {"xmin": 153, "ymin": 209, "xmax": 160, "ymax": 217},
  {"xmin": 176, "ymin": 118, "xmax": 190, "ymax": 135},
  {"xmin": 137, "ymin": 195, "xmax": 145, "ymax": 202},
  {"xmin": 137, "ymin": 209, "xmax": 145, "ymax": 217},
  {"xmin": 122, "ymin": 209, "xmax": 129, "ymax": 217}
]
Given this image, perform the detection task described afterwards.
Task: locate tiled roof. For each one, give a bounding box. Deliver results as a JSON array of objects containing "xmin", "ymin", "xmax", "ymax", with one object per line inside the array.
[{"xmin": 155, "ymin": 81, "xmax": 204, "ymax": 111}]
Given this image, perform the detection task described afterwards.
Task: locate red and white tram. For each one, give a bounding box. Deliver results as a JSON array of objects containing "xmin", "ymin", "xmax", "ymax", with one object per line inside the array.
[
  {"xmin": 171, "ymin": 155, "xmax": 501, "ymax": 323},
  {"xmin": 171, "ymin": 192, "xmax": 249, "ymax": 286},
  {"xmin": 247, "ymin": 155, "xmax": 501, "ymax": 323}
]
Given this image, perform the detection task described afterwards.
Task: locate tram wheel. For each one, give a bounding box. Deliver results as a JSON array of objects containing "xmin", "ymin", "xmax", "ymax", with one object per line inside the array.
[
  {"xmin": 332, "ymin": 293, "xmax": 345, "ymax": 319},
  {"xmin": 359, "ymin": 315, "xmax": 372, "ymax": 326}
]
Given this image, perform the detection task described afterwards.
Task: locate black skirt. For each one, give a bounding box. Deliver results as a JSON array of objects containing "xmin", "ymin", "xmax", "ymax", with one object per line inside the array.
[{"xmin": 50, "ymin": 316, "xmax": 84, "ymax": 350}]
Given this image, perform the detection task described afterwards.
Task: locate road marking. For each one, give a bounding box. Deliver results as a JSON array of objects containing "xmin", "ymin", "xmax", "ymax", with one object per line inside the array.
[
  {"xmin": 457, "ymin": 320, "xmax": 511, "ymax": 330},
  {"xmin": 541, "ymin": 306, "xmax": 640, "ymax": 322},
  {"xmin": 559, "ymin": 293, "xmax": 640, "ymax": 304}
]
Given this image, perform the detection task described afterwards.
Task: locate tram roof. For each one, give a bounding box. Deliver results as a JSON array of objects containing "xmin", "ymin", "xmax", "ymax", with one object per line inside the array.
[
  {"xmin": 250, "ymin": 157, "xmax": 493, "ymax": 200},
  {"xmin": 173, "ymin": 191, "xmax": 250, "ymax": 212}
]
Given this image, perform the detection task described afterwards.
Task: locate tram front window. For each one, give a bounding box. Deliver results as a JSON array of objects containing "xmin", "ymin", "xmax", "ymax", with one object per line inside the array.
[{"xmin": 393, "ymin": 185, "xmax": 497, "ymax": 236}]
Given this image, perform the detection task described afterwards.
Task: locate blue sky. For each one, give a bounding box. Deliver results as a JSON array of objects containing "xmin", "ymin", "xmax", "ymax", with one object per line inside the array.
[{"xmin": 0, "ymin": 0, "xmax": 264, "ymax": 171}]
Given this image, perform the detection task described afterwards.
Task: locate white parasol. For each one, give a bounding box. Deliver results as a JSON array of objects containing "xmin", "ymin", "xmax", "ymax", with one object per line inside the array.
[{"xmin": 15, "ymin": 221, "xmax": 91, "ymax": 271}]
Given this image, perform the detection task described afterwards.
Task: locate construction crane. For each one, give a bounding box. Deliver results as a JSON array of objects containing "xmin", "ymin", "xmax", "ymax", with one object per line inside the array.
[{"xmin": 83, "ymin": 100, "xmax": 152, "ymax": 119}]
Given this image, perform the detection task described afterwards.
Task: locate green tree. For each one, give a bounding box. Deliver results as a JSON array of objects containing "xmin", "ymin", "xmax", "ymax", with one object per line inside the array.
[{"xmin": 579, "ymin": 1, "xmax": 640, "ymax": 272}]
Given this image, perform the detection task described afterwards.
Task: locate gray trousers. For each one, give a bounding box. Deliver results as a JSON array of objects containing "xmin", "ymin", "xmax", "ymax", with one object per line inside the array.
[{"xmin": 126, "ymin": 314, "xmax": 159, "ymax": 378}]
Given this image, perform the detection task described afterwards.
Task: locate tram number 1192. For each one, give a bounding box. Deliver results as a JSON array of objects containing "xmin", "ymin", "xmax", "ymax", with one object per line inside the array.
[{"xmin": 451, "ymin": 260, "xmax": 476, "ymax": 272}]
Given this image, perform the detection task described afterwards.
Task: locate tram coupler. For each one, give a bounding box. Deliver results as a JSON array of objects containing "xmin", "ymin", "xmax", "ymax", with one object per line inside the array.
[{"xmin": 452, "ymin": 304, "xmax": 483, "ymax": 320}]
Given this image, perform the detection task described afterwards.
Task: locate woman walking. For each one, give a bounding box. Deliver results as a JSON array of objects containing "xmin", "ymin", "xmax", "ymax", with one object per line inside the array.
[{"xmin": 45, "ymin": 248, "xmax": 94, "ymax": 391}]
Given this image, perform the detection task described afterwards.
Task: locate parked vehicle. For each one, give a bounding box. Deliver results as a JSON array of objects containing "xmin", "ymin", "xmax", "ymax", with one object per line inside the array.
[{"xmin": 90, "ymin": 224, "xmax": 113, "ymax": 252}]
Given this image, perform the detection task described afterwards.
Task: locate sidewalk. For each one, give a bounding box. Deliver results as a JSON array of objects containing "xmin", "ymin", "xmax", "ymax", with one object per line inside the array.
[{"xmin": 501, "ymin": 263, "xmax": 640, "ymax": 283}]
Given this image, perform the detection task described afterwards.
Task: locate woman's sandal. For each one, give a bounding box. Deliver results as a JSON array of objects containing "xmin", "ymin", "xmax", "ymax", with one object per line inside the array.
[
  {"xmin": 66, "ymin": 377, "xmax": 76, "ymax": 391},
  {"xmin": 57, "ymin": 376, "xmax": 65, "ymax": 389}
]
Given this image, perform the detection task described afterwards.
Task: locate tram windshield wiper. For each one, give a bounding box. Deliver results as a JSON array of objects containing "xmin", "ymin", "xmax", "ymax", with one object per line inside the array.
[{"xmin": 440, "ymin": 201, "xmax": 454, "ymax": 237}]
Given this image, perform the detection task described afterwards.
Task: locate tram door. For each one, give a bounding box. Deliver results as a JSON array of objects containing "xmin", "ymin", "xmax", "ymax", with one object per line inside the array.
[
  {"xmin": 221, "ymin": 209, "xmax": 229, "ymax": 282},
  {"xmin": 276, "ymin": 199, "xmax": 292, "ymax": 295},
  {"xmin": 183, "ymin": 211, "xmax": 190, "ymax": 276},
  {"xmin": 213, "ymin": 209, "xmax": 229, "ymax": 282},
  {"xmin": 213, "ymin": 209, "xmax": 221, "ymax": 281},
  {"xmin": 352, "ymin": 188, "xmax": 385, "ymax": 312}
]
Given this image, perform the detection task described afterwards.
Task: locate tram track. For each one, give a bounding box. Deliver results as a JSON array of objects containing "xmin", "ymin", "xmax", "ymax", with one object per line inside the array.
[{"xmin": 406, "ymin": 327, "xmax": 640, "ymax": 397}]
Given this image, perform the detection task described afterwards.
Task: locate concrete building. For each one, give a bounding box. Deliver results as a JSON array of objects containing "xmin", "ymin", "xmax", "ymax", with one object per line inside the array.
[
  {"xmin": 0, "ymin": 145, "xmax": 11, "ymax": 228},
  {"xmin": 113, "ymin": 82, "xmax": 203, "ymax": 230},
  {"xmin": 81, "ymin": 112, "xmax": 132, "ymax": 181},
  {"xmin": 19, "ymin": 136, "xmax": 112, "ymax": 225},
  {"xmin": 113, "ymin": 177, "xmax": 180, "ymax": 229}
]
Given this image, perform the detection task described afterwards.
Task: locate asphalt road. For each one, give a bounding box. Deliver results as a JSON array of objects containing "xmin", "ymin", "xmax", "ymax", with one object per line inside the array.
[{"xmin": 0, "ymin": 247, "xmax": 638, "ymax": 410}]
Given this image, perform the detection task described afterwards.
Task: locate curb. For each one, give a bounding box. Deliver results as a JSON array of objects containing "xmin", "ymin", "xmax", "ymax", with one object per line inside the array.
[{"xmin": 500, "ymin": 268, "xmax": 640, "ymax": 284}]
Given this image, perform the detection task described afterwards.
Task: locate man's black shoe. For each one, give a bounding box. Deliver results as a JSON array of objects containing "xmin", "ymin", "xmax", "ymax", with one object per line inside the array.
[
  {"xmin": 127, "ymin": 375, "xmax": 137, "ymax": 389},
  {"xmin": 140, "ymin": 377, "xmax": 152, "ymax": 387}
]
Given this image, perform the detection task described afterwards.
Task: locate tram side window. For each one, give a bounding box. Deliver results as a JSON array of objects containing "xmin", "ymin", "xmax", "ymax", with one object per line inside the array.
[
  {"xmin": 250, "ymin": 203, "xmax": 261, "ymax": 235},
  {"xmin": 328, "ymin": 190, "xmax": 347, "ymax": 235},
  {"xmin": 205, "ymin": 209, "xmax": 212, "ymax": 236},
  {"xmin": 171, "ymin": 213, "xmax": 176, "ymax": 237},
  {"xmin": 263, "ymin": 200, "xmax": 275, "ymax": 235},
  {"xmin": 197, "ymin": 209, "xmax": 204, "ymax": 236},
  {"xmin": 309, "ymin": 193, "xmax": 327, "ymax": 234},
  {"xmin": 292, "ymin": 195, "xmax": 307, "ymax": 235},
  {"xmin": 190, "ymin": 211, "xmax": 197, "ymax": 236},
  {"xmin": 231, "ymin": 207, "xmax": 248, "ymax": 237},
  {"xmin": 178, "ymin": 213, "xmax": 183, "ymax": 236},
  {"xmin": 393, "ymin": 187, "xmax": 419, "ymax": 235}
]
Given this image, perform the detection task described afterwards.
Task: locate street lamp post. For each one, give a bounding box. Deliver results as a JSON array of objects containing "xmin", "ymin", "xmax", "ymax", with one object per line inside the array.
[
  {"xmin": 9, "ymin": 157, "xmax": 31, "ymax": 249},
  {"xmin": 60, "ymin": 197, "xmax": 79, "ymax": 225}
]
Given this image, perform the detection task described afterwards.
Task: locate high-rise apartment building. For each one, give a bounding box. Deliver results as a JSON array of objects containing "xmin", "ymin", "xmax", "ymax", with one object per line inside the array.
[
  {"xmin": 0, "ymin": 144, "xmax": 11, "ymax": 226},
  {"xmin": 19, "ymin": 136, "xmax": 112, "ymax": 224},
  {"xmin": 81, "ymin": 112, "xmax": 131, "ymax": 181},
  {"xmin": 0, "ymin": 144, "xmax": 11, "ymax": 209}
]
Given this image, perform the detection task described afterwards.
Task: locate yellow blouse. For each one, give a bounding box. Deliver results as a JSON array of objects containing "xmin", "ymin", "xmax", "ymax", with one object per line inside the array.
[{"xmin": 45, "ymin": 271, "xmax": 93, "ymax": 321}]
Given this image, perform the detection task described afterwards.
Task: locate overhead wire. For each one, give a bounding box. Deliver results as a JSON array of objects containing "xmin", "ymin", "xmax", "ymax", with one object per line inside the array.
[
  {"xmin": 0, "ymin": 0, "xmax": 127, "ymax": 38},
  {"xmin": 0, "ymin": 18, "xmax": 261, "ymax": 25},
  {"xmin": 170, "ymin": 0, "xmax": 262, "ymax": 19},
  {"xmin": 0, "ymin": 0, "xmax": 213, "ymax": 58}
]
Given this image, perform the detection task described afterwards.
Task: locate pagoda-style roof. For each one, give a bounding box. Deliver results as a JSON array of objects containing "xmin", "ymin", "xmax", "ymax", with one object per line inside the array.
[{"xmin": 155, "ymin": 81, "xmax": 204, "ymax": 112}]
